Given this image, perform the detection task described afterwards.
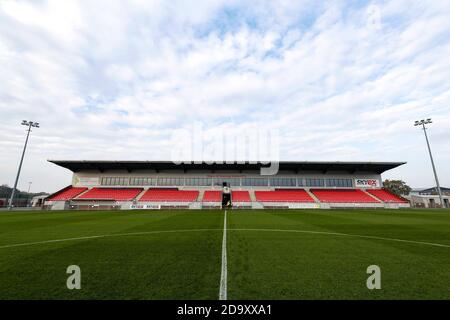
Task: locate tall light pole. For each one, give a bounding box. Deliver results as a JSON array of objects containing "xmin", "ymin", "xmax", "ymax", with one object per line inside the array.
[
  {"xmin": 414, "ymin": 118, "xmax": 445, "ymax": 208},
  {"xmin": 8, "ymin": 120, "xmax": 40, "ymax": 210},
  {"xmin": 27, "ymin": 181, "xmax": 32, "ymax": 207}
]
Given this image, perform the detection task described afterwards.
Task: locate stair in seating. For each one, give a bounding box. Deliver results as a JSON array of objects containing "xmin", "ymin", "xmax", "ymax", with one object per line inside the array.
[
  {"xmin": 306, "ymin": 189, "xmax": 320, "ymax": 203},
  {"xmin": 197, "ymin": 189, "xmax": 206, "ymax": 202},
  {"xmin": 249, "ymin": 190, "xmax": 257, "ymax": 202},
  {"xmin": 72, "ymin": 187, "xmax": 91, "ymax": 200},
  {"xmin": 135, "ymin": 189, "xmax": 148, "ymax": 201},
  {"xmin": 361, "ymin": 189, "xmax": 383, "ymax": 202}
]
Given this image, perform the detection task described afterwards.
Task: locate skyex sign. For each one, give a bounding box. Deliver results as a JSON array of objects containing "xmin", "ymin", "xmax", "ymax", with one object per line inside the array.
[{"xmin": 355, "ymin": 179, "xmax": 380, "ymax": 188}]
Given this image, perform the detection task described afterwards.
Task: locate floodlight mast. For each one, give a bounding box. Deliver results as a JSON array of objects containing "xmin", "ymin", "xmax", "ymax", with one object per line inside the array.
[
  {"xmin": 414, "ymin": 118, "xmax": 445, "ymax": 208},
  {"xmin": 8, "ymin": 120, "xmax": 39, "ymax": 210}
]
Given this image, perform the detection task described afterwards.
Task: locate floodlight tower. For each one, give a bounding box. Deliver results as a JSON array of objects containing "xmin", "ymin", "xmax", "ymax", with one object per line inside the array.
[
  {"xmin": 8, "ymin": 120, "xmax": 40, "ymax": 210},
  {"xmin": 414, "ymin": 118, "xmax": 445, "ymax": 208}
]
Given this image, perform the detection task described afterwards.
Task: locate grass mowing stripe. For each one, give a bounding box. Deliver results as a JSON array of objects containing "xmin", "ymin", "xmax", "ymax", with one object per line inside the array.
[
  {"xmin": 227, "ymin": 228, "xmax": 450, "ymax": 248},
  {"xmin": 219, "ymin": 210, "xmax": 228, "ymax": 300},
  {"xmin": 2, "ymin": 209, "xmax": 450, "ymax": 299},
  {"xmin": 0, "ymin": 229, "xmax": 223, "ymax": 249},
  {"xmin": 2, "ymin": 226, "xmax": 449, "ymax": 250}
]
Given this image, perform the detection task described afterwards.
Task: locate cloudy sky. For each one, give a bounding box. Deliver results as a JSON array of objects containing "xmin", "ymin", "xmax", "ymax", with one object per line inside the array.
[{"xmin": 1, "ymin": 0, "xmax": 449, "ymax": 193}]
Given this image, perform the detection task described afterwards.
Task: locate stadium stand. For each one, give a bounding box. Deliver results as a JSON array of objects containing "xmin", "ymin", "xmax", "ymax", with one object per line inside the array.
[
  {"xmin": 47, "ymin": 186, "xmax": 88, "ymax": 201},
  {"xmin": 255, "ymin": 189, "xmax": 315, "ymax": 202},
  {"xmin": 77, "ymin": 188, "xmax": 143, "ymax": 201},
  {"xmin": 367, "ymin": 189, "xmax": 408, "ymax": 203},
  {"xmin": 232, "ymin": 190, "xmax": 251, "ymax": 202},
  {"xmin": 139, "ymin": 189, "xmax": 199, "ymax": 202},
  {"xmin": 45, "ymin": 161, "xmax": 410, "ymax": 210},
  {"xmin": 311, "ymin": 189, "xmax": 380, "ymax": 203},
  {"xmin": 203, "ymin": 190, "xmax": 222, "ymax": 202}
]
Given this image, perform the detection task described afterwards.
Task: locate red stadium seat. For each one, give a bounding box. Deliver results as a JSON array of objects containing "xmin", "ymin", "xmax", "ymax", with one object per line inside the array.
[
  {"xmin": 367, "ymin": 189, "xmax": 408, "ymax": 203},
  {"xmin": 47, "ymin": 186, "xmax": 88, "ymax": 201},
  {"xmin": 311, "ymin": 189, "xmax": 380, "ymax": 203},
  {"xmin": 203, "ymin": 191, "xmax": 222, "ymax": 202},
  {"xmin": 255, "ymin": 189, "xmax": 314, "ymax": 202},
  {"xmin": 139, "ymin": 189, "xmax": 199, "ymax": 202},
  {"xmin": 77, "ymin": 188, "xmax": 143, "ymax": 201},
  {"xmin": 232, "ymin": 191, "xmax": 251, "ymax": 202}
]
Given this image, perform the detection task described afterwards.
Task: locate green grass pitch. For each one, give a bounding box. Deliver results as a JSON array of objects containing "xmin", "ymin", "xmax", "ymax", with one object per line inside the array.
[{"xmin": 1, "ymin": 209, "xmax": 450, "ymax": 299}]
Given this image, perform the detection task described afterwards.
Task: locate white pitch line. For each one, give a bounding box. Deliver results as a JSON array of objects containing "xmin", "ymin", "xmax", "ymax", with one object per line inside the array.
[
  {"xmin": 219, "ymin": 210, "xmax": 228, "ymax": 300},
  {"xmin": 226, "ymin": 228, "xmax": 450, "ymax": 249},
  {"xmin": 0, "ymin": 229, "xmax": 222, "ymax": 250},
  {"xmin": 1, "ymin": 226, "xmax": 449, "ymax": 251}
]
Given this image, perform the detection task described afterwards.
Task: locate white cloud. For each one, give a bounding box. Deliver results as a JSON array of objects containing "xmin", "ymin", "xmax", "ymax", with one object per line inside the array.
[{"xmin": 0, "ymin": 0, "xmax": 450, "ymax": 193}]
